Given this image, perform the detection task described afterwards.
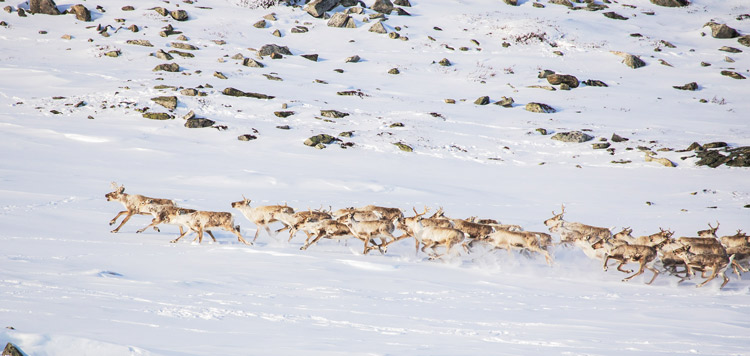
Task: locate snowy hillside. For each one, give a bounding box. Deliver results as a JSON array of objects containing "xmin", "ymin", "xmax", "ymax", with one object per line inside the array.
[{"xmin": 1, "ymin": 0, "xmax": 749, "ymax": 354}]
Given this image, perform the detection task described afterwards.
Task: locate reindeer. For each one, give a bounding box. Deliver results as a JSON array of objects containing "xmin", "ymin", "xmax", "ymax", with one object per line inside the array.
[
  {"xmin": 592, "ymin": 239, "xmax": 659, "ymax": 284},
  {"xmin": 613, "ymin": 227, "xmax": 674, "ymax": 247},
  {"xmin": 674, "ymin": 247, "xmax": 735, "ymax": 289},
  {"xmin": 396, "ymin": 207, "xmax": 453, "ymax": 253},
  {"xmin": 361, "ymin": 205, "xmax": 404, "ymax": 221},
  {"xmin": 544, "ymin": 205, "xmax": 611, "ymax": 245},
  {"xmin": 411, "ymin": 217, "xmax": 468, "ymax": 260},
  {"xmin": 105, "ymin": 182, "xmax": 176, "ymax": 233},
  {"xmin": 171, "ymin": 210, "xmax": 249, "ymax": 245},
  {"xmin": 449, "ymin": 218, "xmax": 495, "ymax": 241},
  {"xmin": 230, "ymin": 197, "xmax": 294, "ymax": 242},
  {"xmin": 343, "ymin": 213, "xmax": 399, "ymax": 254},
  {"xmin": 278, "ymin": 209, "xmax": 333, "ymax": 241},
  {"xmin": 697, "ymin": 221, "xmax": 720, "ymax": 238},
  {"xmin": 473, "ymin": 229, "xmax": 553, "ymax": 265},
  {"xmin": 299, "ymin": 220, "xmax": 368, "ymax": 252}
]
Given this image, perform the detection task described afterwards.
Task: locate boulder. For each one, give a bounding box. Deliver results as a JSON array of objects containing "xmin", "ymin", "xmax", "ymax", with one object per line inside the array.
[
  {"xmin": 242, "ymin": 58, "xmax": 265, "ymax": 68},
  {"xmin": 222, "ymin": 87, "xmax": 275, "ymax": 99},
  {"xmin": 30, "ymin": 0, "xmax": 61, "ymax": 15},
  {"xmin": 153, "ymin": 63, "xmax": 180, "ymax": 72},
  {"xmin": 739, "ymin": 35, "xmax": 750, "ymax": 47},
  {"xmin": 328, "ymin": 12, "xmax": 352, "ymax": 27},
  {"xmin": 623, "ymin": 54, "xmax": 646, "ymax": 69},
  {"xmin": 345, "ymin": 55, "xmax": 361, "ymax": 63},
  {"xmin": 371, "ymin": 0, "xmax": 394, "ymax": 13},
  {"xmin": 525, "ymin": 102, "xmax": 556, "ymax": 113},
  {"xmin": 721, "ymin": 70, "xmax": 746, "ymax": 79},
  {"xmin": 142, "ymin": 112, "xmax": 173, "ymax": 120},
  {"xmin": 495, "ymin": 96, "xmax": 514, "ymax": 107},
  {"xmin": 704, "ymin": 22, "xmax": 739, "ymax": 39},
  {"xmin": 546, "ymin": 74, "xmax": 579, "ymax": 88},
  {"xmin": 321, "ymin": 110, "xmax": 349, "ymax": 118},
  {"xmin": 170, "ymin": 9, "xmax": 188, "ymax": 21},
  {"xmin": 304, "ymin": 134, "xmax": 338, "ymax": 146},
  {"xmin": 304, "ymin": 0, "xmax": 339, "ymax": 18},
  {"xmin": 474, "ymin": 96, "xmax": 490, "ymax": 105},
  {"xmin": 393, "ymin": 142, "xmax": 413, "ymax": 152},
  {"xmin": 301, "ymin": 54, "xmax": 319, "ymax": 61},
  {"xmin": 369, "ymin": 21, "xmax": 387, "ymax": 34},
  {"xmin": 258, "ymin": 44, "xmax": 292, "ymax": 56},
  {"xmin": 3, "ymin": 342, "xmax": 24, "ymax": 356},
  {"xmin": 650, "ymin": 0, "xmax": 689, "ymax": 6},
  {"xmin": 154, "ymin": 50, "xmax": 174, "ymax": 61},
  {"xmin": 185, "ymin": 118, "xmax": 215, "ymax": 128},
  {"xmin": 238, "ymin": 134, "xmax": 257, "ymax": 141},
  {"xmin": 68, "ymin": 4, "xmax": 90, "ymax": 21},
  {"xmin": 151, "ymin": 96, "xmax": 178, "ymax": 110},
  {"xmin": 673, "ymin": 82, "xmax": 698, "ymax": 90},
  {"xmin": 171, "ymin": 42, "xmax": 198, "ymax": 50},
  {"xmin": 438, "ymin": 58, "xmax": 451, "ymax": 66},
  {"xmin": 551, "ymin": 131, "xmax": 594, "ymax": 143}
]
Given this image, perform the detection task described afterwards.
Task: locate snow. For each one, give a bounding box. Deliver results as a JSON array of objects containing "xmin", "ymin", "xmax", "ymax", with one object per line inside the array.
[{"xmin": 1, "ymin": 0, "xmax": 749, "ymax": 354}]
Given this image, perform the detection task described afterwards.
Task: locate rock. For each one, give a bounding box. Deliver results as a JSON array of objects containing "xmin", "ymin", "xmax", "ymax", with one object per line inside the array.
[
  {"xmin": 3, "ymin": 342, "xmax": 24, "ymax": 356},
  {"xmin": 222, "ymin": 87, "xmax": 274, "ymax": 99},
  {"xmin": 583, "ymin": 79, "xmax": 608, "ymax": 87},
  {"xmin": 495, "ymin": 96, "xmax": 514, "ymax": 107},
  {"xmin": 339, "ymin": 131, "xmax": 354, "ymax": 137},
  {"xmin": 444, "ymin": 99, "xmax": 456, "ymax": 104},
  {"xmin": 153, "ymin": 63, "xmax": 180, "ymax": 72},
  {"xmin": 272, "ymin": 29, "xmax": 282, "ymax": 37},
  {"xmin": 292, "ymin": 26, "xmax": 309, "ymax": 33},
  {"xmin": 304, "ymin": 134, "xmax": 337, "ymax": 146},
  {"xmin": 181, "ymin": 88, "xmax": 199, "ymax": 96},
  {"xmin": 739, "ymin": 35, "xmax": 750, "ymax": 47},
  {"xmin": 122, "ymin": 6, "xmax": 135, "ymax": 11},
  {"xmin": 321, "ymin": 109, "xmax": 349, "ymax": 118},
  {"xmin": 18, "ymin": 8, "xmax": 26, "ymax": 16},
  {"xmin": 304, "ymin": 0, "xmax": 339, "ymax": 18},
  {"xmin": 242, "ymin": 58, "xmax": 265, "ymax": 68},
  {"xmin": 171, "ymin": 42, "xmax": 198, "ymax": 50},
  {"xmin": 142, "ymin": 112, "xmax": 173, "ymax": 120},
  {"xmin": 301, "ymin": 54, "xmax": 319, "ymax": 61},
  {"xmin": 369, "ymin": 21, "xmax": 387, "ymax": 34},
  {"xmin": 525, "ymin": 102, "xmax": 556, "ymax": 113},
  {"xmin": 546, "ymin": 74, "xmax": 579, "ymax": 88},
  {"xmin": 503, "ymin": 0, "xmax": 518, "ymax": 5},
  {"xmin": 129, "ymin": 24, "xmax": 139, "ymax": 32},
  {"xmin": 703, "ymin": 142, "xmax": 728, "ymax": 149},
  {"xmin": 549, "ymin": 0, "xmax": 573, "ymax": 6},
  {"xmin": 3, "ymin": 6, "xmax": 11, "ymax": 13},
  {"xmin": 393, "ymin": 7, "xmax": 410, "ymax": 16},
  {"xmin": 30, "ymin": 0, "xmax": 61, "ymax": 15},
  {"xmin": 623, "ymin": 54, "xmax": 646, "ymax": 69},
  {"xmin": 721, "ymin": 70, "xmax": 746, "ymax": 79},
  {"xmin": 151, "ymin": 96, "xmax": 178, "ymax": 110},
  {"xmin": 371, "ymin": 0, "xmax": 394, "ymax": 13},
  {"xmin": 127, "ymin": 39, "xmax": 153, "ymax": 47},
  {"xmin": 170, "ymin": 9, "xmax": 188, "ymax": 21},
  {"xmin": 552, "ymin": 131, "xmax": 594, "ymax": 143},
  {"xmin": 438, "ymin": 58, "xmax": 452, "ymax": 66},
  {"xmin": 169, "ymin": 50, "xmax": 193, "ymax": 58},
  {"xmin": 185, "ymin": 118, "xmax": 215, "ymax": 128},
  {"xmin": 603, "ymin": 11, "xmax": 628, "ymax": 20},
  {"xmin": 644, "ymin": 153, "xmax": 676, "ymax": 167},
  {"xmin": 393, "ymin": 142, "xmax": 413, "ymax": 152},
  {"xmin": 611, "ymin": 133, "xmax": 629, "ymax": 142},
  {"xmin": 328, "ymin": 12, "xmax": 355, "ymax": 27},
  {"xmin": 474, "ymin": 96, "xmax": 490, "ymax": 105},
  {"xmin": 263, "ymin": 13, "xmax": 277, "ymax": 21},
  {"xmin": 214, "ymin": 72, "xmax": 228, "ymax": 79},
  {"xmin": 537, "ymin": 70, "xmax": 555, "ymax": 79},
  {"xmin": 258, "ymin": 44, "xmax": 292, "ymax": 57},
  {"xmin": 388, "ymin": 32, "xmax": 400, "ymax": 39},
  {"xmin": 346, "ymin": 55, "xmax": 361, "ymax": 63},
  {"xmin": 704, "ymin": 22, "xmax": 739, "ymax": 39},
  {"xmin": 254, "ymin": 19, "xmax": 267, "ymax": 28},
  {"xmin": 388, "ymin": 68, "xmax": 400, "ymax": 74},
  {"xmin": 153, "ymin": 7, "xmax": 168, "ymax": 16},
  {"xmin": 673, "ymin": 82, "xmax": 698, "ymax": 90},
  {"xmin": 650, "ymin": 0, "xmax": 688, "ymax": 6},
  {"xmin": 274, "ymin": 111, "xmax": 295, "ymax": 118},
  {"xmin": 104, "ymin": 50, "xmax": 120, "ymax": 57},
  {"xmin": 394, "ymin": 0, "xmax": 411, "ymax": 5},
  {"xmin": 238, "ymin": 134, "xmax": 257, "ymax": 141},
  {"xmin": 68, "ymin": 4, "xmax": 90, "ymax": 21},
  {"xmin": 719, "ymin": 46, "xmax": 742, "ymax": 53},
  {"xmin": 592, "ymin": 142, "xmax": 611, "ymax": 149}
]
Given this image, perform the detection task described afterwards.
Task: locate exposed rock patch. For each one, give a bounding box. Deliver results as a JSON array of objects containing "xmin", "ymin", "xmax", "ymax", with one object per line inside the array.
[
  {"xmin": 551, "ymin": 131, "xmax": 594, "ymax": 143},
  {"xmin": 525, "ymin": 102, "xmax": 556, "ymax": 113}
]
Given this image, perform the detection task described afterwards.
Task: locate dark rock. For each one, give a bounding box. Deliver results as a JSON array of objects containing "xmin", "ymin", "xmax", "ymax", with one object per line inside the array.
[
  {"xmin": 721, "ymin": 70, "xmax": 746, "ymax": 79},
  {"xmin": 180, "ymin": 88, "xmax": 199, "ymax": 96},
  {"xmin": 238, "ymin": 134, "xmax": 257, "ymax": 141},
  {"xmin": 538, "ymin": 69, "xmax": 555, "ymax": 78},
  {"xmin": 369, "ymin": 21, "xmax": 387, "ymax": 34},
  {"xmin": 739, "ymin": 35, "xmax": 750, "ymax": 47},
  {"xmin": 503, "ymin": 0, "xmax": 518, "ymax": 5},
  {"xmin": 258, "ymin": 44, "xmax": 292, "ymax": 57},
  {"xmin": 536, "ymin": 128, "xmax": 548, "ymax": 135},
  {"xmin": 30, "ymin": 0, "xmax": 61, "ymax": 15},
  {"xmin": 3, "ymin": 342, "xmax": 24, "ymax": 356},
  {"xmin": 171, "ymin": 42, "xmax": 198, "ymax": 50},
  {"xmin": 388, "ymin": 68, "xmax": 400, "ymax": 74},
  {"xmin": 438, "ymin": 58, "xmax": 451, "ymax": 66},
  {"xmin": 242, "ymin": 58, "xmax": 265, "ymax": 68},
  {"xmin": 704, "ymin": 22, "xmax": 739, "ymax": 39},
  {"xmin": 592, "ymin": 142, "xmax": 611, "ymax": 149},
  {"xmin": 546, "ymin": 74, "xmax": 579, "ymax": 88},
  {"xmin": 394, "ymin": 0, "xmax": 411, "ymax": 6},
  {"xmin": 394, "ymin": 7, "xmax": 410, "ymax": 16},
  {"xmin": 371, "ymin": 0, "xmax": 394, "ymax": 13},
  {"xmin": 185, "ymin": 118, "xmax": 215, "ymax": 128},
  {"xmin": 214, "ymin": 71, "xmax": 228, "ymax": 79},
  {"xmin": 719, "ymin": 46, "xmax": 742, "ymax": 53},
  {"xmin": 153, "ymin": 7, "xmax": 168, "ymax": 16},
  {"xmin": 474, "ymin": 96, "xmax": 490, "ymax": 105},
  {"xmin": 495, "ymin": 96, "xmax": 514, "ymax": 107},
  {"xmin": 549, "ymin": 0, "xmax": 573, "ymax": 7},
  {"xmin": 603, "ymin": 11, "xmax": 628, "ymax": 20},
  {"xmin": 673, "ymin": 82, "xmax": 698, "ymax": 90},
  {"xmin": 153, "ymin": 63, "xmax": 180, "ymax": 72},
  {"xmin": 525, "ymin": 102, "xmax": 556, "ymax": 113},
  {"xmin": 254, "ymin": 19, "xmax": 267, "ymax": 28},
  {"xmin": 276, "ymin": 125, "xmax": 291, "ymax": 130},
  {"xmin": 623, "ymin": 54, "xmax": 646, "ymax": 68},
  {"xmin": 583, "ymin": 79, "xmax": 608, "ymax": 87},
  {"xmin": 292, "ymin": 26, "xmax": 309, "ymax": 33},
  {"xmin": 328, "ymin": 12, "xmax": 355, "ymax": 27},
  {"xmin": 122, "ymin": 6, "xmax": 135, "ymax": 11},
  {"xmin": 552, "ymin": 131, "xmax": 594, "ymax": 143},
  {"xmin": 301, "ymin": 54, "xmax": 319, "ymax": 61},
  {"xmin": 321, "ymin": 109, "xmax": 349, "ymax": 118},
  {"xmin": 274, "ymin": 111, "xmax": 295, "ymax": 118},
  {"xmin": 346, "ymin": 54, "xmax": 361, "ymax": 63},
  {"xmin": 611, "ymin": 133, "xmax": 629, "ymax": 142},
  {"xmin": 170, "ymin": 9, "xmax": 188, "ymax": 21},
  {"xmin": 650, "ymin": 0, "xmax": 688, "ymax": 7},
  {"xmin": 68, "ymin": 4, "xmax": 90, "ymax": 21},
  {"xmin": 151, "ymin": 96, "xmax": 178, "ymax": 110},
  {"xmin": 304, "ymin": 0, "xmax": 339, "ymax": 18},
  {"xmin": 222, "ymin": 88, "xmax": 275, "ymax": 99},
  {"xmin": 142, "ymin": 112, "xmax": 173, "ymax": 120},
  {"xmin": 304, "ymin": 134, "xmax": 338, "ymax": 146},
  {"xmin": 393, "ymin": 142, "xmax": 413, "ymax": 152},
  {"xmin": 127, "ymin": 39, "xmax": 153, "ymax": 47},
  {"xmin": 339, "ymin": 131, "xmax": 353, "ymax": 137},
  {"xmin": 703, "ymin": 142, "xmax": 728, "ymax": 149},
  {"xmin": 168, "ymin": 50, "xmax": 194, "ymax": 58}
]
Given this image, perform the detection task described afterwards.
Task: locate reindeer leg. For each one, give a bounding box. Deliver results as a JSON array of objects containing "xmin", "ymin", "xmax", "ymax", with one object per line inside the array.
[
  {"xmin": 645, "ymin": 265, "xmax": 660, "ymax": 285},
  {"xmin": 603, "ymin": 255, "xmax": 611, "ymax": 271},
  {"xmin": 616, "ymin": 261, "xmax": 633, "ymax": 274},
  {"xmin": 696, "ymin": 268, "xmax": 719, "ymax": 288},
  {"xmin": 253, "ymin": 226, "xmax": 261, "ymax": 242},
  {"xmin": 206, "ymin": 230, "xmax": 218, "ymax": 242},
  {"xmin": 109, "ymin": 211, "xmax": 128, "ymax": 226},
  {"xmin": 720, "ymin": 271, "xmax": 730, "ymax": 289},
  {"xmin": 264, "ymin": 225, "xmax": 276, "ymax": 240},
  {"xmin": 111, "ymin": 211, "xmax": 134, "ymax": 233},
  {"xmin": 137, "ymin": 218, "xmax": 161, "ymax": 234},
  {"xmin": 171, "ymin": 229, "xmax": 191, "ymax": 243},
  {"xmin": 623, "ymin": 261, "xmax": 646, "ymax": 282}
]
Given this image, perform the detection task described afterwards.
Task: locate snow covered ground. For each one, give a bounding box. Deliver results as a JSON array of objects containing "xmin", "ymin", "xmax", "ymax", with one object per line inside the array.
[{"xmin": 1, "ymin": 0, "xmax": 749, "ymax": 354}]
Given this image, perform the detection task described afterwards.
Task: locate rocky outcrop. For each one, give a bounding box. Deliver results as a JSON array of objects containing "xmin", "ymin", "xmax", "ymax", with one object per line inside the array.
[
  {"xmin": 30, "ymin": 0, "xmax": 61, "ymax": 15},
  {"xmin": 68, "ymin": 4, "xmax": 90, "ymax": 21},
  {"xmin": 304, "ymin": 0, "xmax": 339, "ymax": 18},
  {"xmin": 525, "ymin": 102, "xmax": 556, "ymax": 113},
  {"xmin": 551, "ymin": 131, "xmax": 594, "ymax": 143},
  {"xmin": 546, "ymin": 74, "xmax": 579, "ymax": 88}
]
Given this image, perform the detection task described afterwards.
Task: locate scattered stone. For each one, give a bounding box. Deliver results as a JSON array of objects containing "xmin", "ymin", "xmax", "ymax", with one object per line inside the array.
[
  {"xmin": 243, "ymin": 58, "xmax": 265, "ymax": 68},
  {"xmin": 371, "ymin": 0, "xmax": 394, "ymax": 14},
  {"xmin": 719, "ymin": 46, "xmax": 742, "ymax": 53},
  {"xmin": 304, "ymin": 134, "xmax": 337, "ymax": 146},
  {"xmin": 328, "ymin": 12, "xmax": 355, "ymax": 28},
  {"xmin": 222, "ymin": 87, "xmax": 274, "ymax": 99},
  {"xmin": 700, "ymin": 61, "xmax": 711, "ymax": 67},
  {"xmin": 650, "ymin": 0, "xmax": 688, "ymax": 6},
  {"xmin": 272, "ymin": 29, "xmax": 282, "ymax": 37},
  {"xmin": 30, "ymin": 0, "xmax": 61, "ymax": 15},
  {"xmin": 321, "ymin": 109, "xmax": 349, "ymax": 118},
  {"xmin": 474, "ymin": 96, "xmax": 490, "ymax": 105},
  {"xmin": 339, "ymin": 131, "xmax": 354, "ymax": 137},
  {"xmin": 721, "ymin": 70, "xmax": 746, "ymax": 79},
  {"xmin": 180, "ymin": 88, "xmax": 199, "ymax": 96},
  {"xmin": 495, "ymin": 96, "xmax": 514, "ymax": 107},
  {"xmin": 254, "ymin": 19, "xmax": 267, "ymax": 28},
  {"xmin": 301, "ymin": 54, "xmax": 319, "ymax": 61},
  {"xmin": 3, "ymin": 342, "xmax": 24, "ymax": 356},
  {"xmin": 153, "ymin": 63, "xmax": 180, "ymax": 72},
  {"xmin": 549, "ymin": 0, "xmax": 574, "ymax": 7},
  {"xmin": 292, "ymin": 26, "xmax": 309, "ymax": 33},
  {"xmin": 551, "ymin": 131, "xmax": 594, "ymax": 143},
  {"xmin": 611, "ymin": 159, "xmax": 632, "ymax": 164},
  {"xmin": 276, "ymin": 125, "xmax": 291, "ymax": 130},
  {"xmin": 388, "ymin": 68, "xmax": 400, "ymax": 74},
  {"xmin": 444, "ymin": 99, "xmax": 456, "ymax": 104},
  {"xmin": 525, "ymin": 102, "xmax": 556, "ymax": 113},
  {"xmin": 128, "ymin": 24, "xmax": 139, "ymax": 32},
  {"xmin": 673, "ymin": 82, "xmax": 698, "ymax": 90},
  {"xmin": 185, "ymin": 118, "xmax": 215, "ymax": 128},
  {"xmin": 346, "ymin": 55, "xmax": 361, "ymax": 63},
  {"xmin": 739, "ymin": 35, "xmax": 750, "ymax": 47},
  {"xmin": 264, "ymin": 13, "xmax": 277, "ymax": 21},
  {"xmin": 394, "ymin": 7, "xmax": 410, "ymax": 16},
  {"xmin": 142, "ymin": 112, "xmax": 173, "ymax": 120},
  {"xmin": 3, "ymin": 7, "xmax": 10, "ymax": 13},
  {"xmin": 703, "ymin": 141, "xmax": 728, "ymax": 149},
  {"xmin": 504, "ymin": 0, "xmax": 518, "ymax": 5},
  {"xmin": 122, "ymin": 5, "xmax": 135, "ymax": 11},
  {"xmin": 104, "ymin": 50, "xmax": 120, "ymax": 57},
  {"xmin": 611, "ymin": 133, "xmax": 629, "ymax": 142},
  {"xmin": 645, "ymin": 153, "xmax": 676, "ymax": 167},
  {"xmin": 592, "ymin": 142, "xmax": 611, "ymax": 149},
  {"xmin": 393, "ymin": 142, "xmax": 413, "ymax": 152},
  {"xmin": 274, "ymin": 111, "xmax": 295, "ymax": 118},
  {"xmin": 304, "ymin": 0, "xmax": 339, "ymax": 18},
  {"xmin": 603, "ymin": 12, "xmax": 628, "ymax": 20},
  {"xmin": 153, "ymin": 7, "xmax": 168, "ymax": 16},
  {"xmin": 168, "ymin": 50, "xmax": 194, "ymax": 58},
  {"xmin": 369, "ymin": 21, "xmax": 387, "ymax": 34},
  {"xmin": 171, "ymin": 42, "xmax": 198, "ymax": 50},
  {"xmin": 213, "ymin": 71, "xmax": 227, "ymax": 79},
  {"xmin": 388, "ymin": 32, "xmax": 401, "ymax": 39},
  {"xmin": 258, "ymin": 44, "xmax": 292, "ymax": 57},
  {"xmin": 622, "ymin": 54, "xmax": 646, "ymax": 68},
  {"xmin": 536, "ymin": 128, "xmax": 548, "ymax": 135},
  {"xmin": 546, "ymin": 74, "xmax": 579, "ymax": 88},
  {"xmin": 151, "ymin": 96, "xmax": 178, "ymax": 110},
  {"xmin": 238, "ymin": 134, "xmax": 257, "ymax": 141},
  {"xmin": 68, "ymin": 4, "xmax": 91, "ymax": 21},
  {"xmin": 264, "ymin": 74, "xmax": 282, "ymax": 81},
  {"xmin": 18, "ymin": 8, "xmax": 26, "ymax": 17},
  {"xmin": 704, "ymin": 22, "xmax": 739, "ymax": 39},
  {"xmin": 659, "ymin": 59, "xmax": 673, "ymax": 67},
  {"xmin": 127, "ymin": 39, "xmax": 153, "ymax": 47},
  {"xmin": 583, "ymin": 79, "xmax": 608, "ymax": 87},
  {"xmin": 537, "ymin": 70, "xmax": 555, "ymax": 79},
  {"xmin": 438, "ymin": 58, "xmax": 451, "ymax": 66}
]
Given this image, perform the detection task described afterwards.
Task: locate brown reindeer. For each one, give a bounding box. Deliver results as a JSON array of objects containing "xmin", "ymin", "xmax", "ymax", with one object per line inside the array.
[
  {"xmin": 231, "ymin": 196, "xmax": 294, "ymax": 242},
  {"xmin": 171, "ymin": 210, "xmax": 249, "ymax": 245},
  {"xmin": 105, "ymin": 182, "xmax": 176, "ymax": 233},
  {"xmin": 544, "ymin": 205, "xmax": 612, "ymax": 245},
  {"xmin": 593, "ymin": 239, "xmax": 659, "ymax": 284}
]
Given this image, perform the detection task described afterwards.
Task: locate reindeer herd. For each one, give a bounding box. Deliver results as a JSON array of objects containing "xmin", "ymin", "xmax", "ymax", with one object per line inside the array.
[{"xmin": 105, "ymin": 183, "xmax": 750, "ymax": 290}]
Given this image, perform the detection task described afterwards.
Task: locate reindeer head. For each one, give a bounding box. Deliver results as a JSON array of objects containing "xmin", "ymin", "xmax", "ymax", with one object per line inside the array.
[
  {"xmin": 659, "ymin": 227, "xmax": 675, "ymax": 239},
  {"xmin": 614, "ymin": 227, "xmax": 633, "ymax": 239},
  {"xmin": 105, "ymin": 182, "xmax": 125, "ymax": 201},
  {"xmin": 230, "ymin": 195, "xmax": 251, "ymax": 208},
  {"xmin": 544, "ymin": 204, "xmax": 566, "ymax": 227}
]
